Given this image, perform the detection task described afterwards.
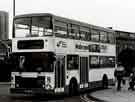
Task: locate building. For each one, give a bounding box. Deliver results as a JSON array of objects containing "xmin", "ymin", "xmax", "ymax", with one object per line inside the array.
[
  {"xmin": 0, "ymin": 11, "xmax": 10, "ymax": 82},
  {"xmin": 116, "ymin": 30, "xmax": 135, "ymax": 57},
  {"xmin": 0, "ymin": 11, "xmax": 9, "ymax": 40},
  {"xmin": 115, "ymin": 30, "xmax": 135, "ymax": 74}
]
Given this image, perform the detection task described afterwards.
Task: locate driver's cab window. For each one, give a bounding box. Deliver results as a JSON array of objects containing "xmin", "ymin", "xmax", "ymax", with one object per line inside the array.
[{"xmin": 67, "ymin": 55, "xmax": 79, "ymax": 70}]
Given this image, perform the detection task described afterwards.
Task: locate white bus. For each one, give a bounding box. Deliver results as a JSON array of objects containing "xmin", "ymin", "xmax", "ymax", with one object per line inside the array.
[{"xmin": 10, "ymin": 13, "xmax": 116, "ymax": 95}]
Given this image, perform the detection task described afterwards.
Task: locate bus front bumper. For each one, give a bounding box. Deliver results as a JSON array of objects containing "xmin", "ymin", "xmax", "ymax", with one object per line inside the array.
[{"xmin": 10, "ymin": 88, "xmax": 54, "ymax": 95}]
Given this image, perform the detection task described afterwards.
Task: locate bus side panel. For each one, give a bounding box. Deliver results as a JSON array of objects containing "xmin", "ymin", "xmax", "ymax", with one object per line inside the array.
[{"xmin": 88, "ymin": 68, "xmax": 115, "ymax": 88}]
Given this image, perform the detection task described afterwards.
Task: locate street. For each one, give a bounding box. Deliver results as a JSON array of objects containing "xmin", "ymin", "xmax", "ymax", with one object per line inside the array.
[
  {"xmin": 0, "ymin": 84, "xmax": 84, "ymax": 102},
  {"xmin": 2, "ymin": 81, "xmax": 135, "ymax": 102}
]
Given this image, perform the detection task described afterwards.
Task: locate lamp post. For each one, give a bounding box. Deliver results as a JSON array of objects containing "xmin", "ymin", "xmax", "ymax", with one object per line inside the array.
[
  {"xmin": 13, "ymin": 0, "xmax": 15, "ymax": 38},
  {"xmin": 13, "ymin": 0, "xmax": 15, "ymax": 17}
]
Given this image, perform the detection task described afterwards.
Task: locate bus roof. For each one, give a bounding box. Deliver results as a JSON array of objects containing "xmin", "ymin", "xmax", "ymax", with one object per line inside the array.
[{"xmin": 14, "ymin": 13, "xmax": 114, "ymax": 33}]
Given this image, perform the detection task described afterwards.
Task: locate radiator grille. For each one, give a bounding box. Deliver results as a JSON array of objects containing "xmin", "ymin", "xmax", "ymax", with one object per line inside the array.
[{"xmin": 15, "ymin": 76, "xmax": 45, "ymax": 88}]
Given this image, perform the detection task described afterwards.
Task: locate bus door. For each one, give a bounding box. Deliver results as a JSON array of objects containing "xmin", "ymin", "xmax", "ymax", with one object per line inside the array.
[
  {"xmin": 80, "ymin": 56, "xmax": 89, "ymax": 88},
  {"xmin": 55, "ymin": 55, "xmax": 65, "ymax": 92}
]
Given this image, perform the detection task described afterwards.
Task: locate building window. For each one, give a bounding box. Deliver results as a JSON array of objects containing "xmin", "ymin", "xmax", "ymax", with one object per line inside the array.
[
  {"xmin": 119, "ymin": 32, "xmax": 129, "ymax": 38},
  {"xmin": 129, "ymin": 33, "xmax": 135, "ymax": 39}
]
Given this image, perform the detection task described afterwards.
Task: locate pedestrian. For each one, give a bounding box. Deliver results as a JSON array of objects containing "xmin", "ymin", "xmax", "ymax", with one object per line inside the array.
[
  {"xmin": 128, "ymin": 72, "xmax": 135, "ymax": 91},
  {"xmin": 114, "ymin": 63, "xmax": 124, "ymax": 91}
]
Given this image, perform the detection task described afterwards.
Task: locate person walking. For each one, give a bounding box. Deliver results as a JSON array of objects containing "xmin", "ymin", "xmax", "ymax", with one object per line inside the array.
[
  {"xmin": 128, "ymin": 71, "xmax": 135, "ymax": 91},
  {"xmin": 114, "ymin": 63, "xmax": 124, "ymax": 91}
]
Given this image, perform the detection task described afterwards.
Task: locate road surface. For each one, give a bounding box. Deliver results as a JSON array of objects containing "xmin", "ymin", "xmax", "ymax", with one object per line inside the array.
[{"xmin": 0, "ymin": 84, "xmax": 87, "ymax": 102}]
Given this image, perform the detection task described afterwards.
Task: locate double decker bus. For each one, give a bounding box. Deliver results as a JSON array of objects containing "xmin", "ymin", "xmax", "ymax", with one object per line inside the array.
[{"xmin": 10, "ymin": 13, "xmax": 116, "ymax": 95}]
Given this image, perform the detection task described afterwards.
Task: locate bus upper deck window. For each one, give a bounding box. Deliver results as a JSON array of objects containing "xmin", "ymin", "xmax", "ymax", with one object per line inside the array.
[{"xmin": 14, "ymin": 16, "xmax": 53, "ymax": 38}]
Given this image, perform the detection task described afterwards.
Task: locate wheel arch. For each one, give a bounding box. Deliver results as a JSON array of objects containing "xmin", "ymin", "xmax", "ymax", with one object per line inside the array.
[
  {"xmin": 68, "ymin": 77, "xmax": 79, "ymax": 95},
  {"xmin": 102, "ymin": 74, "xmax": 108, "ymax": 80},
  {"xmin": 69, "ymin": 77, "xmax": 78, "ymax": 85}
]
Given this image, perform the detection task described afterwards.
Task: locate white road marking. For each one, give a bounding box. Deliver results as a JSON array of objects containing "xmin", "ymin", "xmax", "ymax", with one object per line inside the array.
[{"xmin": 80, "ymin": 94, "xmax": 95, "ymax": 102}]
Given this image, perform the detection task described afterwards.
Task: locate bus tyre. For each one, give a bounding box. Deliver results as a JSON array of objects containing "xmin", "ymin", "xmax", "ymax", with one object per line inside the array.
[
  {"xmin": 69, "ymin": 79, "xmax": 78, "ymax": 96},
  {"xmin": 102, "ymin": 75, "xmax": 108, "ymax": 89}
]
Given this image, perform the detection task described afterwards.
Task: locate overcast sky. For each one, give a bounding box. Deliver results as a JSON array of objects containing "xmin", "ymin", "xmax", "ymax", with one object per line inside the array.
[{"xmin": 1, "ymin": 0, "xmax": 135, "ymax": 37}]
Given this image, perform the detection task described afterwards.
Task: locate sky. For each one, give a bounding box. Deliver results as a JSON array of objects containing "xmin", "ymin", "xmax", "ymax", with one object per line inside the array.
[{"xmin": 1, "ymin": 0, "xmax": 135, "ymax": 38}]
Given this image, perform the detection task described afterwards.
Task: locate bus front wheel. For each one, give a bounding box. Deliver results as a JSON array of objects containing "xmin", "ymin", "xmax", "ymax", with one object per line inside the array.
[{"xmin": 69, "ymin": 78, "xmax": 78, "ymax": 96}]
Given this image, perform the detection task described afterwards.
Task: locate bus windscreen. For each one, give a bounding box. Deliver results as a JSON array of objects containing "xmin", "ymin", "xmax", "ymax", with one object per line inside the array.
[
  {"xmin": 11, "ymin": 52, "xmax": 55, "ymax": 72},
  {"xmin": 14, "ymin": 16, "xmax": 53, "ymax": 38}
]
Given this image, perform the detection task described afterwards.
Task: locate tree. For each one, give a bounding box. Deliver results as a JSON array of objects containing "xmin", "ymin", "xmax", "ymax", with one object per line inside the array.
[{"xmin": 118, "ymin": 48, "xmax": 135, "ymax": 76}]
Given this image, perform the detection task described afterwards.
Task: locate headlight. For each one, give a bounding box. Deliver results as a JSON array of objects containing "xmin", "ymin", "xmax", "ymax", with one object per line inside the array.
[
  {"xmin": 11, "ymin": 76, "xmax": 15, "ymax": 88},
  {"xmin": 42, "ymin": 85, "xmax": 45, "ymax": 88},
  {"xmin": 11, "ymin": 75, "xmax": 15, "ymax": 82},
  {"xmin": 47, "ymin": 77, "xmax": 51, "ymax": 83},
  {"xmin": 37, "ymin": 76, "xmax": 45, "ymax": 88},
  {"xmin": 11, "ymin": 84, "xmax": 15, "ymax": 88},
  {"xmin": 15, "ymin": 84, "xmax": 19, "ymax": 88},
  {"xmin": 45, "ymin": 77, "xmax": 52, "ymax": 89},
  {"xmin": 45, "ymin": 83, "xmax": 52, "ymax": 90},
  {"xmin": 11, "ymin": 76, "xmax": 13, "ymax": 81}
]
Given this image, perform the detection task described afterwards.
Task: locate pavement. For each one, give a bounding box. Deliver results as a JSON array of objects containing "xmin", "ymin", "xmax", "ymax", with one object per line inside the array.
[
  {"xmin": 0, "ymin": 83, "xmax": 10, "ymax": 95},
  {"xmin": 90, "ymin": 80, "xmax": 135, "ymax": 102},
  {"xmin": 0, "ymin": 82, "xmax": 10, "ymax": 85}
]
